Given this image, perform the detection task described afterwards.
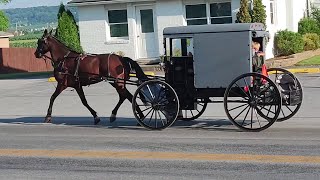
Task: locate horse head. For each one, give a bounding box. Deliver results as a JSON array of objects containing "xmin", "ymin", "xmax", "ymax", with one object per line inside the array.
[{"xmin": 34, "ymin": 29, "xmax": 54, "ymax": 59}]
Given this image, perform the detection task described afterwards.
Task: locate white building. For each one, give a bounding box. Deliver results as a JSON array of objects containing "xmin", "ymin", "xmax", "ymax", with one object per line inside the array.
[
  {"xmin": 68, "ymin": 0, "xmax": 309, "ymax": 61},
  {"xmin": 311, "ymin": 0, "xmax": 320, "ymax": 7}
]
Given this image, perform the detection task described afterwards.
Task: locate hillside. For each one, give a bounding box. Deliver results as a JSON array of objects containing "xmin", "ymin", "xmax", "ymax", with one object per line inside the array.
[{"xmin": 3, "ymin": 6, "xmax": 78, "ymax": 31}]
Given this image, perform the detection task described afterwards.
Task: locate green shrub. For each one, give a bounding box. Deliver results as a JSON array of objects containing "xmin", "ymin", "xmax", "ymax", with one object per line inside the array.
[
  {"xmin": 10, "ymin": 41, "xmax": 37, "ymax": 48},
  {"xmin": 274, "ymin": 30, "xmax": 304, "ymax": 56},
  {"xmin": 10, "ymin": 33, "xmax": 42, "ymax": 41},
  {"xmin": 303, "ymin": 37, "xmax": 316, "ymax": 51},
  {"xmin": 303, "ymin": 33, "xmax": 320, "ymax": 50},
  {"xmin": 298, "ymin": 18, "xmax": 320, "ymax": 35}
]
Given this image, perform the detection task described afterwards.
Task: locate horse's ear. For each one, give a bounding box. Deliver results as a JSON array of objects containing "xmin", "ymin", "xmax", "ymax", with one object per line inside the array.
[
  {"xmin": 49, "ymin": 29, "xmax": 53, "ymax": 35},
  {"xmin": 43, "ymin": 29, "xmax": 48, "ymax": 36}
]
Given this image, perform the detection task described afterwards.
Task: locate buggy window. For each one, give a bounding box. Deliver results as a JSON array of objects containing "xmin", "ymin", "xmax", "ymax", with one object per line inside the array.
[{"xmin": 170, "ymin": 38, "xmax": 194, "ymax": 57}]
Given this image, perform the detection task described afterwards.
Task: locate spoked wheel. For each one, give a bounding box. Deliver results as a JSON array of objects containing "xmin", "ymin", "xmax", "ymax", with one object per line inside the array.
[
  {"xmin": 132, "ymin": 80, "xmax": 179, "ymax": 130},
  {"xmin": 267, "ymin": 68, "xmax": 303, "ymax": 122},
  {"xmin": 179, "ymin": 98, "xmax": 208, "ymax": 121},
  {"xmin": 224, "ymin": 73, "xmax": 282, "ymax": 132}
]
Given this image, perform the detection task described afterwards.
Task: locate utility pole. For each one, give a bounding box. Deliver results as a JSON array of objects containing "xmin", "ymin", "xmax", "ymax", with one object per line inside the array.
[{"xmin": 306, "ymin": 0, "xmax": 311, "ymax": 17}]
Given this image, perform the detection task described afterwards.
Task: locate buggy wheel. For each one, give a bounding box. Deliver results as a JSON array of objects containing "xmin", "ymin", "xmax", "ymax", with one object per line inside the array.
[
  {"xmin": 224, "ymin": 73, "xmax": 281, "ymax": 132},
  {"xmin": 179, "ymin": 98, "xmax": 208, "ymax": 121},
  {"xmin": 132, "ymin": 80, "xmax": 179, "ymax": 130},
  {"xmin": 266, "ymin": 68, "xmax": 303, "ymax": 122}
]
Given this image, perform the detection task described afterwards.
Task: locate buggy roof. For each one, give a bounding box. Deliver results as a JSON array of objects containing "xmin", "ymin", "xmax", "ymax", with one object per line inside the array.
[{"xmin": 163, "ymin": 23, "xmax": 265, "ymax": 36}]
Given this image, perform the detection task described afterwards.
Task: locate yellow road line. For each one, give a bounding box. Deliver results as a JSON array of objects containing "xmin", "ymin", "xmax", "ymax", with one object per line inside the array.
[
  {"xmin": 129, "ymin": 71, "xmax": 155, "ymax": 77},
  {"xmin": 0, "ymin": 149, "xmax": 319, "ymax": 164},
  {"xmin": 268, "ymin": 68, "xmax": 320, "ymax": 74},
  {"xmin": 286, "ymin": 68, "xmax": 320, "ymax": 74}
]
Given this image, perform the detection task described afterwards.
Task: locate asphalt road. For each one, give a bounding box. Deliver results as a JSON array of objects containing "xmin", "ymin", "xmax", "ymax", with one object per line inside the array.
[{"xmin": 0, "ymin": 74, "xmax": 319, "ymax": 179}]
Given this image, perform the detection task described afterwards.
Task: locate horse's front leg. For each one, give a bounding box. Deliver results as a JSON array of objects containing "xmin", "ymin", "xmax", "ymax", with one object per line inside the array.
[
  {"xmin": 45, "ymin": 84, "xmax": 66, "ymax": 123},
  {"xmin": 75, "ymin": 86, "xmax": 100, "ymax": 125}
]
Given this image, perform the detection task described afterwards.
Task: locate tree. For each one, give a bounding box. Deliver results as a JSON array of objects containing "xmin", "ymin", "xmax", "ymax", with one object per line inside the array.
[
  {"xmin": 56, "ymin": 3, "xmax": 83, "ymax": 53},
  {"xmin": 236, "ymin": 0, "xmax": 251, "ymax": 23},
  {"xmin": 311, "ymin": 5, "xmax": 320, "ymax": 27},
  {"xmin": 0, "ymin": 11, "xmax": 9, "ymax": 31},
  {"xmin": 0, "ymin": 0, "xmax": 10, "ymax": 31},
  {"xmin": 0, "ymin": 0, "xmax": 11, "ymax": 3},
  {"xmin": 251, "ymin": 0, "xmax": 267, "ymax": 26},
  {"xmin": 57, "ymin": 2, "xmax": 65, "ymax": 19}
]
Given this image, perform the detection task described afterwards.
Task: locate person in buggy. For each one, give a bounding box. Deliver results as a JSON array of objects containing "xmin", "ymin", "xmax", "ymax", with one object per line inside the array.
[{"xmin": 252, "ymin": 41, "xmax": 266, "ymax": 73}]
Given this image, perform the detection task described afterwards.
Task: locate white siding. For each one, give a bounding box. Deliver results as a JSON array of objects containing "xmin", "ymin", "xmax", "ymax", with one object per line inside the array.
[
  {"xmin": 311, "ymin": 0, "xmax": 320, "ymax": 7},
  {"xmin": 78, "ymin": 5, "xmax": 108, "ymax": 54},
  {"xmin": 264, "ymin": 0, "xmax": 306, "ymax": 59},
  {"xmin": 156, "ymin": 0, "xmax": 185, "ymax": 55},
  {"xmin": 78, "ymin": 4, "xmax": 136, "ymax": 58},
  {"xmin": 76, "ymin": 0, "xmax": 308, "ymax": 60}
]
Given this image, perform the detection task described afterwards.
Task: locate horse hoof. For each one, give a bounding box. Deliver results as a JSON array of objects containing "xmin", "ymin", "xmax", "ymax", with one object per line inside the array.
[
  {"xmin": 44, "ymin": 116, "xmax": 52, "ymax": 123},
  {"xmin": 110, "ymin": 114, "xmax": 116, "ymax": 123},
  {"xmin": 110, "ymin": 116, "xmax": 116, "ymax": 123},
  {"xmin": 94, "ymin": 117, "xmax": 101, "ymax": 125}
]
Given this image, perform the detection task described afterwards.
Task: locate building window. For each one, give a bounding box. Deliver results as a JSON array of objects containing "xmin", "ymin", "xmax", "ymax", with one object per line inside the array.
[
  {"xmin": 186, "ymin": 4, "xmax": 207, "ymax": 25},
  {"xmin": 108, "ymin": 10, "xmax": 128, "ymax": 37},
  {"xmin": 210, "ymin": 2, "xmax": 232, "ymax": 24},
  {"xmin": 270, "ymin": 0, "xmax": 275, "ymax": 24},
  {"xmin": 186, "ymin": 1, "xmax": 232, "ymax": 26},
  {"xmin": 140, "ymin": 9, "xmax": 154, "ymax": 33}
]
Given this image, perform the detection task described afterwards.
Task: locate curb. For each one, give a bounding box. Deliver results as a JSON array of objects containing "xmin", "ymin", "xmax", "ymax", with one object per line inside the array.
[
  {"xmin": 48, "ymin": 71, "xmax": 156, "ymax": 82},
  {"xmin": 285, "ymin": 68, "xmax": 320, "ymax": 74}
]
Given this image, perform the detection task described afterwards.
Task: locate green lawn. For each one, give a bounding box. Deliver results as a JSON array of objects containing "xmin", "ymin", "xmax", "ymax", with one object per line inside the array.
[
  {"xmin": 10, "ymin": 39, "xmax": 37, "ymax": 43},
  {"xmin": 296, "ymin": 56, "xmax": 320, "ymax": 66}
]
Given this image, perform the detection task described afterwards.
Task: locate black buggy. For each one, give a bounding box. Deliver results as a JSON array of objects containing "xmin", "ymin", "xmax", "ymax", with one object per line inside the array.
[{"xmin": 131, "ymin": 23, "xmax": 303, "ymax": 132}]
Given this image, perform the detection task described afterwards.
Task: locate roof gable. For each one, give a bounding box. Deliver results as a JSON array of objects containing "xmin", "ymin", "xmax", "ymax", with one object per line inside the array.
[{"xmin": 0, "ymin": 31, "xmax": 14, "ymax": 38}]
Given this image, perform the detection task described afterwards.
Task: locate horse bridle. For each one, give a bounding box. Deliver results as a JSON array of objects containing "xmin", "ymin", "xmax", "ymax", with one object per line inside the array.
[{"xmin": 39, "ymin": 36, "xmax": 71, "ymax": 69}]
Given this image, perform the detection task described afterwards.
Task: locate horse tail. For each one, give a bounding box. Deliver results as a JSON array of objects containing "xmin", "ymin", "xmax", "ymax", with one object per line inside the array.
[{"xmin": 122, "ymin": 57, "xmax": 149, "ymax": 81}]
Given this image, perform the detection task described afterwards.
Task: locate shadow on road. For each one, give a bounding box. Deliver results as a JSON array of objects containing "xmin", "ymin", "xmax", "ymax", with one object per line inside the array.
[{"xmin": 0, "ymin": 116, "xmax": 238, "ymax": 132}]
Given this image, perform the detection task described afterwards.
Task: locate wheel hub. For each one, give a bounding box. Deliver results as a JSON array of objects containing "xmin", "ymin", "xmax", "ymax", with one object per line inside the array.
[
  {"xmin": 152, "ymin": 103, "xmax": 161, "ymax": 110},
  {"xmin": 249, "ymin": 99, "xmax": 258, "ymax": 107}
]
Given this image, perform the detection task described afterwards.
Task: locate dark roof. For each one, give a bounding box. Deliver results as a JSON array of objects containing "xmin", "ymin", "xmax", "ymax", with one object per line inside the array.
[
  {"xmin": 68, "ymin": 0, "xmax": 154, "ymax": 5},
  {"xmin": 0, "ymin": 31, "xmax": 14, "ymax": 38},
  {"xmin": 68, "ymin": 0, "xmax": 112, "ymax": 5}
]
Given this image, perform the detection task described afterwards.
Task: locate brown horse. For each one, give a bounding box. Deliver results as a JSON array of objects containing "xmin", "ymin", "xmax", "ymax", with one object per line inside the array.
[{"xmin": 34, "ymin": 29, "xmax": 147, "ymax": 125}]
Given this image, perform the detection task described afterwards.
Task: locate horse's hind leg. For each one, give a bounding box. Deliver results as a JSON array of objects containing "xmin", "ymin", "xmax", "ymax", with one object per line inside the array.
[
  {"xmin": 110, "ymin": 84, "xmax": 144, "ymax": 123},
  {"xmin": 45, "ymin": 84, "xmax": 66, "ymax": 123},
  {"xmin": 110, "ymin": 87, "xmax": 126, "ymax": 123},
  {"xmin": 124, "ymin": 89, "xmax": 144, "ymax": 119},
  {"xmin": 75, "ymin": 86, "xmax": 100, "ymax": 125}
]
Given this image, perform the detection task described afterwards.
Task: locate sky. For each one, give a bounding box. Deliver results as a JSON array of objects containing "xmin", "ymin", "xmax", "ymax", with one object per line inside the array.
[{"xmin": 0, "ymin": 0, "xmax": 71, "ymax": 9}]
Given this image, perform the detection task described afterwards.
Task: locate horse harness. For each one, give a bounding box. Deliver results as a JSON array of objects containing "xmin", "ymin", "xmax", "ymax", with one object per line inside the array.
[
  {"xmin": 42, "ymin": 52, "xmax": 126, "ymax": 85},
  {"xmin": 42, "ymin": 51, "xmax": 88, "ymax": 81}
]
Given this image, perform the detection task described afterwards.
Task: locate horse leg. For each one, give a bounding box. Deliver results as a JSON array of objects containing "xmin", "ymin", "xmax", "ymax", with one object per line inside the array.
[
  {"xmin": 45, "ymin": 84, "xmax": 66, "ymax": 123},
  {"xmin": 124, "ymin": 89, "xmax": 144, "ymax": 119},
  {"xmin": 75, "ymin": 86, "xmax": 100, "ymax": 125},
  {"xmin": 110, "ymin": 88, "xmax": 126, "ymax": 123},
  {"xmin": 124, "ymin": 89, "xmax": 144, "ymax": 127},
  {"xmin": 109, "ymin": 85, "xmax": 144, "ymax": 123}
]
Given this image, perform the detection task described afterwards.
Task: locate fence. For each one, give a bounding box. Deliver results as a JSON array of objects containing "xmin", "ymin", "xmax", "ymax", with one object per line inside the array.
[{"xmin": 0, "ymin": 48, "xmax": 52, "ymax": 73}]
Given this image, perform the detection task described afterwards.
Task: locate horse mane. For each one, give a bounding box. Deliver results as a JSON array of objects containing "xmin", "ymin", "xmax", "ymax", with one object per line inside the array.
[{"xmin": 48, "ymin": 35, "xmax": 82, "ymax": 55}]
